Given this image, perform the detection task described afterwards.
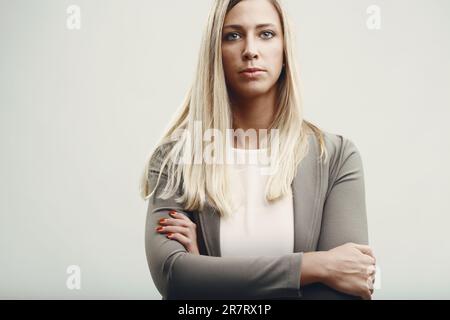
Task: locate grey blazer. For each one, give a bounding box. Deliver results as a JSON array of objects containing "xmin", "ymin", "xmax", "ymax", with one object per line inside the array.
[{"xmin": 145, "ymin": 130, "xmax": 368, "ymax": 300}]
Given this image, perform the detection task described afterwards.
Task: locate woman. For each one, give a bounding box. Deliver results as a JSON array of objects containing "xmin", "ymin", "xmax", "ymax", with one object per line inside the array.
[{"xmin": 140, "ymin": 0, "xmax": 376, "ymax": 300}]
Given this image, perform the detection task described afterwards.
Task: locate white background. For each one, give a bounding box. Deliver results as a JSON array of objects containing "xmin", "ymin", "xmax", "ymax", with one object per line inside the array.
[{"xmin": 1, "ymin": 0, "xmax": 449, "ymax": 299}]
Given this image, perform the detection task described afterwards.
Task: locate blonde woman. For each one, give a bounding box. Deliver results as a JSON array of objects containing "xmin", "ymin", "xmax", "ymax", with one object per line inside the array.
[{"xmin": 140, "ymin": 0, "xmax": 376, "ymax": 300}]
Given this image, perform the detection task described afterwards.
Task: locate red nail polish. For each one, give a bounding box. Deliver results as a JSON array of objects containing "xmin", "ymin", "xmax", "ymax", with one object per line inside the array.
[
  {"xmin": 159, "ymin": 218, "xmax": 166, "ymax": 223},
  {"xmin": 167, "ymin": 233, "xmax": 173, "ymax": 237},
  {"xmin": 156, "ymin": 226, "xmax": 164, "ymax": 231}
]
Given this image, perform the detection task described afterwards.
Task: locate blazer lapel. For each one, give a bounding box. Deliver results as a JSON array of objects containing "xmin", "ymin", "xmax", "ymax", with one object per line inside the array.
[
  {"xmin": 197, "ymin": 134, "xmax": 323, "ymax": 256},
  {"xmin": 197, "ymin": 201, "xmax": 221, "ymax": 256},
  {"xmin": 291, "ymin": 134, "xmax": 324, "ymax": 253}
]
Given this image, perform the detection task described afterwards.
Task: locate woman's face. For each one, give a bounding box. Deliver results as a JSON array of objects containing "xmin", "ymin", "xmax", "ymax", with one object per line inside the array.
[{"xmin": 221, "ymin": 0, "xmax": 284, "ymax": 100}]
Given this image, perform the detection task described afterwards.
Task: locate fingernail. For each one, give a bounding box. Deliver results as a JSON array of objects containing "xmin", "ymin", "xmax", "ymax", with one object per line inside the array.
[
  {"xmin": 156, "ymin": 226, "xmax": 164, "ymax": 231},
  {"xmin": 169, "ymin": 210, "xmax": 176, "ymax": 215},
  {"xmin": 167, "ymin": 233, "xmax": 173, "ymax": 237},
  {"xmin": 159, "ymin": 218, "xmax": 166, "ymax": 223}
]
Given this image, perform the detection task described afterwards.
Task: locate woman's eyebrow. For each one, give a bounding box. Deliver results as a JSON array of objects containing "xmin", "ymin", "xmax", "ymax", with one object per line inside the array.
[{"xmin": 223, "ymin": 23, "xmax": 277, "ymax": 30}]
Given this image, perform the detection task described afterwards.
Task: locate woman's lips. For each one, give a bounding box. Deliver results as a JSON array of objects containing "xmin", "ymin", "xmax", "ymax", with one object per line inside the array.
[{"xmin": 240, "ymin": 70, "xmax": 265, "ymax": 79}]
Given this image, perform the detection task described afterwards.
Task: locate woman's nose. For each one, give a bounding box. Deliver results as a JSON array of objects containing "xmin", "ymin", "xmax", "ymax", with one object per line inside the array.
[{"xmin": 243, "ymin": 39, "xmax": 258, "ymax": 60}]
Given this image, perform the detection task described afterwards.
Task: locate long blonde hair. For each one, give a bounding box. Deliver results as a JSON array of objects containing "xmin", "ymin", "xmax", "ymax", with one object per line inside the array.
[{"xmin": 140, "ymin": 0, "xmax": 328, "ymax": 218}]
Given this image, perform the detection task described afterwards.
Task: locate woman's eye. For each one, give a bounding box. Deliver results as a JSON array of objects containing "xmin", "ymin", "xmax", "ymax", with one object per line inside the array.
[
  {"xmin": 261, "ymin": 31, "xmax": 275, "ymax": 39},
  {"xmin": 225, "ymin": 32, "xmax": 241, "ymax": 41}
]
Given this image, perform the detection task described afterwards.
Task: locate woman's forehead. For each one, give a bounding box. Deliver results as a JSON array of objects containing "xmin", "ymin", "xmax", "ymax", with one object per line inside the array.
[{"xmin": 224, "ymin": 0, "xmax": 281, "ymax": 27}]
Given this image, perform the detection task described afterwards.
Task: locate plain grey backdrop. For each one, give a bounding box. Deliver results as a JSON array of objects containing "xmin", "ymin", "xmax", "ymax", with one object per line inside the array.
[{"xmin": 1, "ymin": 0, "xmax": 449, "ymax": 299}]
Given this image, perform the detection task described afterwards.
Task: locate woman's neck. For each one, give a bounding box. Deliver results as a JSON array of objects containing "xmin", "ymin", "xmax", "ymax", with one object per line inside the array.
[
  {"xmin": 230, "ymin": 87, "xmax": 277, "ymax": 131},
  {"xmin": 229, "ymin": 86, "xmax": 278, "ymax": 149}
]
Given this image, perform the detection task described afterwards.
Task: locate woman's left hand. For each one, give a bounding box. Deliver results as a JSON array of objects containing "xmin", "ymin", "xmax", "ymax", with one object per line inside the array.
[{"xmin": 156, "ymin": 210, "xmax": 200, "ymax": 255}]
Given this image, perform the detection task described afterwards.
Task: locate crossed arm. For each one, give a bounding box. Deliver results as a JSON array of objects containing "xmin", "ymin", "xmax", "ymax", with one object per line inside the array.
[{"xmin": 144, "ymin": 137, "xmax": 373, "ymax": 299}]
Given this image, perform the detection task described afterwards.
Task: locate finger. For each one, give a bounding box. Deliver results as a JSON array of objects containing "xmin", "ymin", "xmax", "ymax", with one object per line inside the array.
[
  {"xmin": 169, "ymin": 211, "xmax": 196, "ymax": 228},
  {"xmin": 365, "ymin": 264, "xmax": 376, "ymax": 276},
  {"xmin": 156, "ymin": 225, "xmax": 189, "ymax": 237},
  {"xmin": 159, "ymin": 217, "xmax": 190, "ymax": 228},
  {"xmin": 354, "ymin": 244, "xmax": 375, "ymax": 257},
  {"xmin": 361, "ymin": 291, "xmax": 372, "ymax": 300},
  {"xmin": 166, "ymin": 232, "xmax": 192, "ymax": 249},
  {"xmin": 360, "ymin": 252, "xmax": 376, "ymax": 266},
  {"xmin": 367, "ymin": 276, "xmax": 374, "ymax": 290},
  {"xmin": 364, "ymin": 282, "xmax": 374, "ymax": 299},
  {"xmin": 169, "ymin": 210, "xmax": 189, "ymax": 221}
]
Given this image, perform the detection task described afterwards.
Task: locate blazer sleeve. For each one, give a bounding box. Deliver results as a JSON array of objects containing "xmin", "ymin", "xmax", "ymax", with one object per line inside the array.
[
  {"xmin": 318, "ymin": 136, "xmax": 369, "ymax": 250},
  {"xmin": 144, "ymin": 146, "xmax": 304, "ymax": 300},
  {"xmin": 299, "ymin": 136, "xmax": 368, "ymax": 300}
]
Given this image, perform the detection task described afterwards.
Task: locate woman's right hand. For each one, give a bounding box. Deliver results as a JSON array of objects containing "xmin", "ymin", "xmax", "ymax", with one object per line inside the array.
[{"xmin": 321, "ymin": 242, "xmax": 376, "ymax": 300}]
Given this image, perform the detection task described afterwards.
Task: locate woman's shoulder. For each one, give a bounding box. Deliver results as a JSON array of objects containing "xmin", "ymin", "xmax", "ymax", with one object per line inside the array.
[
  {"xmin": 320, "ymin": 130, "xmax": 361, "ymax": 159},
  {"xmin": 148, "ymin": 140, "xmax": 178, "ymax": 173},
  {"xmin": 303, "ymin": 121, "xmax": 361, "ymax": 162},
  {"xmin": 316, "ymin": 129, "xmax": 364, "ymax": 181}
]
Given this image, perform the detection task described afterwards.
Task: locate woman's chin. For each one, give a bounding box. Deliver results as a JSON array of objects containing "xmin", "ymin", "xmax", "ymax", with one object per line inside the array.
[{"xmin": 233, "ymin": 85, "xmax": 272, "ymax": 99}]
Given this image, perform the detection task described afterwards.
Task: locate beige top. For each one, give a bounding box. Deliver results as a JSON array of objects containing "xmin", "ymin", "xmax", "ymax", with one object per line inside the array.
[{"xmin": 220, "ymin": 147, "xmax": 294, "ymax": 257}]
